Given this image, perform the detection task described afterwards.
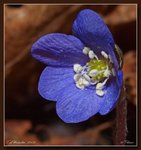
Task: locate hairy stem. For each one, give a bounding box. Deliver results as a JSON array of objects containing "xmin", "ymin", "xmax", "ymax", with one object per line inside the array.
[{"xmin": 115, "ymin": 85, "xmax": 127, "ymax": 145}]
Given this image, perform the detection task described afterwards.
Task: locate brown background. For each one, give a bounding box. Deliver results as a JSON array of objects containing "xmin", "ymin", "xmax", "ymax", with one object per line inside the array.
[{"xmin": 1, "ymin": 1, "xmax": 140, "ymax": 150}]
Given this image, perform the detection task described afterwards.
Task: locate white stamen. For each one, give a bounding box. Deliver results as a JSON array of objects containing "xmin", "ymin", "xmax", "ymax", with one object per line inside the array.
[
  {"xmin": 103, "ymin": 78, "xmax": 108, "ymax": 85},
  {"xmin": 77, "ymin": 78, "xmax": 83, "ymax": 85},
  {"xmin": 88, "ymin": 50, "xmax": 99, "ymax": 60},
  {"xmin": 75, "ymin": 76, "xmax": 90, "ymax": 89},
  {"xmin": 104, "ymin": 69, "xmax": 111, "ymax": 77},
  {"xmin": 90, "ymin": 81, "xmax": 98, "ymax": 85},
  {"xmin": 82, "ymin": 78, "xmax": 90, "ymax": 86},
  {"xmin": 76, "ymin": 83, "xmax": 85, "ymax": 90},
  {"xmin": 88, "ymin": 50, "xmax": 95, "ymax": 59},
  {"xmin": 83, "ymin": 74, "xmax": 91, "ymax": 82},
  {"xmin": 73, "ymin": 64, "xmax": 82, "ymax": 73},
  {"xmin": 73, "ymin": 74, "xmax": 81, "ymax": 81},
  {"xmin": 96, "ymin": 90, "xmax": 105, "ymax": 96},
  {"xmin": 95, "ymin": 55, "xmax": 98, "ymax": 60},
  {"xmin": 75, "ymin": 78, "xmax": 84, "ymax": 90},
  {"xmin": 96, "ymin": 78, "xmax": 108, "ymax": 91},
  {"xmin": 112, "ymin": 68, "xmax": 115, "ymax": 76},
  {"xmin": 83, "ymin": 47, "xmax": 90, "ymax": 55},
  {"xmin": 109, "ymin": 55, "xmax": 113, "ymax": 63},
  {"xmin": 89, "ymin": 69, "xmax": 98, "ymax": 77},
  {"xmin": 101, "ymin": 51, "xmax": 108, "ymax": 59},
  {"xmin": 96, "ymin": 83, "xmax": 104, "ymax": 90}
]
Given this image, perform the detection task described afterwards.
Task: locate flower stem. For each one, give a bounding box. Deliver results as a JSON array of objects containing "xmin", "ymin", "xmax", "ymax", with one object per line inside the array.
[{"xmin": 115, "ymin": 85, "xmax": 127, "ymax": 145}]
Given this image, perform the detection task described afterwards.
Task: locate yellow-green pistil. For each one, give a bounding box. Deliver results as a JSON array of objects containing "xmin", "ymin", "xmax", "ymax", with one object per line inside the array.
[{"xmin": 87, "ymin": 59, "xmax": 109, "ymax": 81}]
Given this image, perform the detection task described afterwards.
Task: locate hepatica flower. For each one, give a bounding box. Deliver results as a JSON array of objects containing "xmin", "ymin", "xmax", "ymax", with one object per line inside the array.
[{"xmin": 31, "ymin": 9, "xmax": 123, "ymax": 123}]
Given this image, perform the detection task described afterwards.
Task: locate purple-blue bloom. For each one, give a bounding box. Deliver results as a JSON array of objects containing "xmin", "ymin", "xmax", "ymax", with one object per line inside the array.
[{"xmin": 31, "ymin": 9, "xmax": 123, "ymax": 123}]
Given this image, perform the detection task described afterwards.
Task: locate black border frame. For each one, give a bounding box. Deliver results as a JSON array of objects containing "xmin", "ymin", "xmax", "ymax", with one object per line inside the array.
[{"xmin": 0, "ymin": 0, "xmax": 140, "ymax": 150}]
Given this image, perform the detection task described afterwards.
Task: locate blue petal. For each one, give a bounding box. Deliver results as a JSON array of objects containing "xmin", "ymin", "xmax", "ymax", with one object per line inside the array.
[
  {"xmin": 72, "ymin": 9, "xmax": 119, "ymax": 70},
  {"xmin": 99, "ymin": 70, "xmax": 123, "ymax": 115},
  {"xmin": 56, "ymin": 84, "xmax": 106, "ymax": 123},
  {"xmin": 39, "ymin": 66, "xmax": 105, "ymax": 123},
  {"xmin": 38, "ymin": 67, "xmax": 74, "ymax": 101},
  {"xmin": 31, "ymin": 33, "xmax": 89, "ymax": 67}
]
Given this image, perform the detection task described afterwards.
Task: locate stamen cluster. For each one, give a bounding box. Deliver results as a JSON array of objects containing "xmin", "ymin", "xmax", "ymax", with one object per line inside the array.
[{"xmin": 73, "ymin": 47, "xmax": 115, "ymax": 96}]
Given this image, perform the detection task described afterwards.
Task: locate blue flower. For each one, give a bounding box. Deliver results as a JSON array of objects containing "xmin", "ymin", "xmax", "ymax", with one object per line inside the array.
[{"xmin": 31, "ymin": 9, "xmax": 123, "ymax": 123}]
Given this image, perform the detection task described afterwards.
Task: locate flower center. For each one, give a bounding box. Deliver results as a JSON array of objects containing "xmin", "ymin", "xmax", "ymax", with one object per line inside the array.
[
  {"xmin": 88, "ymin": 59, "xmax": 109, "ymax": 81},
  {"xmin": 73, "ymin": 47, "xmax": 115, "ymax": 97}
]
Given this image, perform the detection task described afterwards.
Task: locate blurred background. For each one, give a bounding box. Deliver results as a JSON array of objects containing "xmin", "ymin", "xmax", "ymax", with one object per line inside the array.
[{"xmin": 5, "ymin": 4, "xmax": 137, "ymax": 145}]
